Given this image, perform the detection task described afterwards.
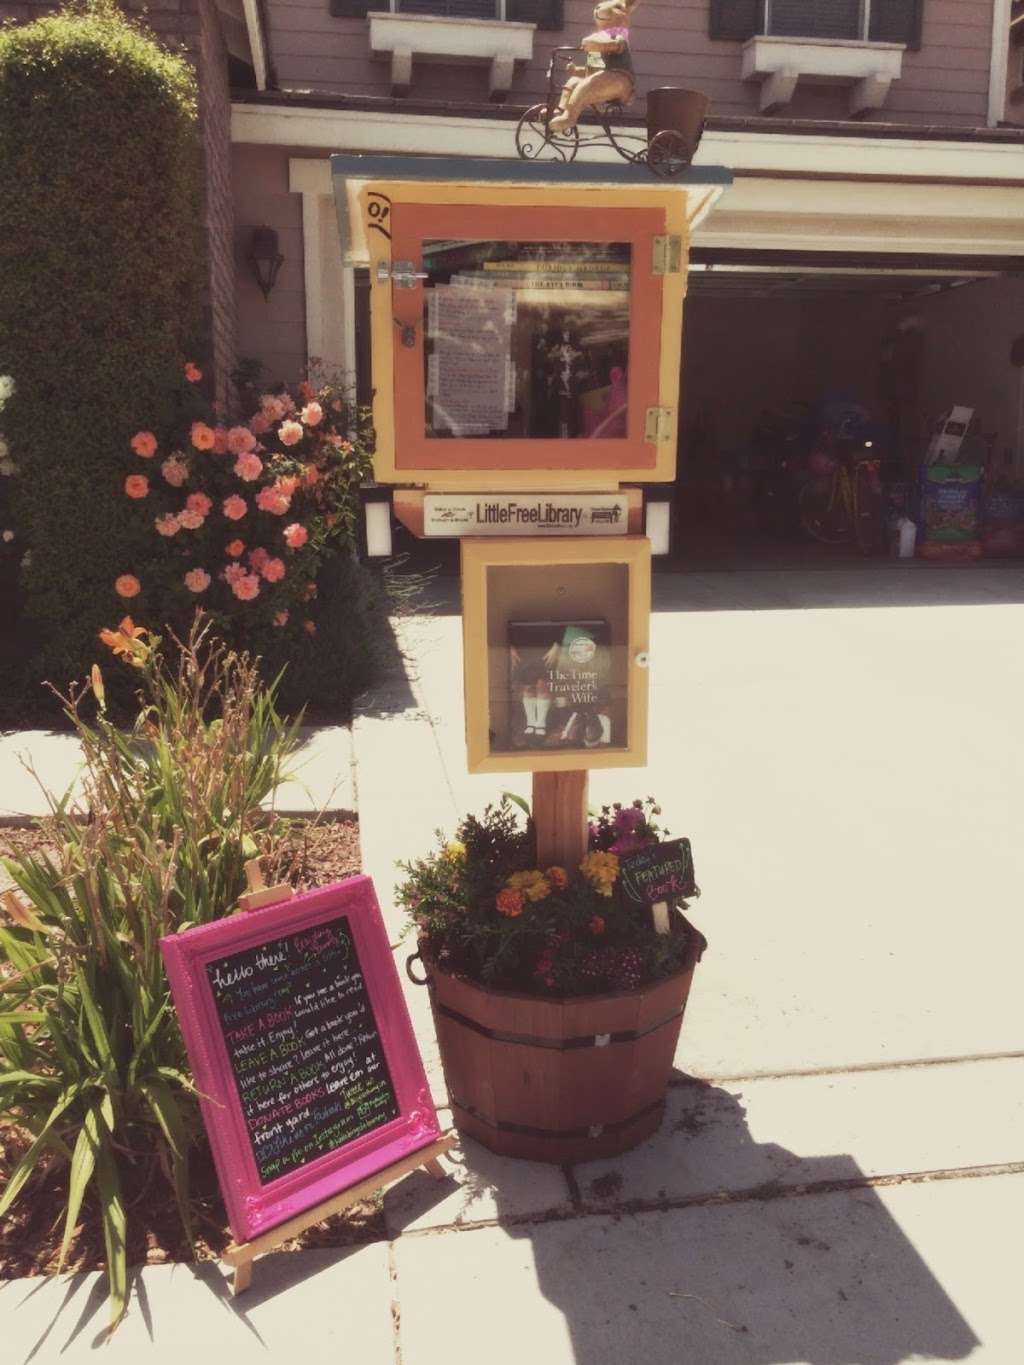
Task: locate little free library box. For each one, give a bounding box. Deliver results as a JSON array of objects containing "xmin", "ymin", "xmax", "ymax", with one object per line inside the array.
[{"xmin": 160, "ymin": 875, "xmax": 442, "ymax": 1247}]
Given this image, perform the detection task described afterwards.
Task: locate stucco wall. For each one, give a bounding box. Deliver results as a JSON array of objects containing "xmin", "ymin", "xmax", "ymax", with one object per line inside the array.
[
  {"xmin": 232, "ymin": 144, "xmax": 311, "ymax": 386},
  {"xmin": 265, "ymin": 0, "xmax": 996, "ymax": 127}
]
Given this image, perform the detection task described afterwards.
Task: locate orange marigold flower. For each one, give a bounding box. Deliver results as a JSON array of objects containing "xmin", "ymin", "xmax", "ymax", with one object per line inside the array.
[
  {"xmin": 190, "ymin": 421, "xmax": 216, "ymax": 451},
  {"xmin": 589, "ymin": 915, "xmax": 606, "ymax": 936},
  {"xmin": 303, "ymin": 619, "xmax": 317, "ymax": 635},
  {"xmin": 124, "ymin": 474, "xmax": 149, "ymax": 499},
  {"xmin": 225, "ymin": 539, "xmax": 245, "ymax": 557},
  {"xmin": 496, "ymin": 888, "xmax": 525, "ymax": 918},
  {"xmin": 184, "ymin": 361, "xmax": 203, "ymax": 383},
  {"xmin": 114, "ymin": 575, "xmax": 141, "ymax": 599}
]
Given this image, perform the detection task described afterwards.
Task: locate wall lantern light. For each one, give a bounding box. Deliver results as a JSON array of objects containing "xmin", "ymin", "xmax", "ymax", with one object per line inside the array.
[{"xmin": 248, "ymin": 226, "xmax": 284, "ymax": 300}]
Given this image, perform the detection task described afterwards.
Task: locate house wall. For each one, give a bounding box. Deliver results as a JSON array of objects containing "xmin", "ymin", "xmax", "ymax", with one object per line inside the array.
[
  {"xmin": 265, "ymin": 0, "xmax": 996, "ymax": 127},
  {"xmin": 232, "ymin": 144, "xmax": 311, "ymax": 385}
]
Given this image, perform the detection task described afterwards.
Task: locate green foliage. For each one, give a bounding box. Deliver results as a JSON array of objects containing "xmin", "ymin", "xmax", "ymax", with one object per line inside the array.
[
  {"xmin": 0, "ymin": 1, "xmax": 205, "ymax": 683},
  {"xmin": 397, "ymin": 797, "xmax": 694, "ymax": 996},
  {"xmin": 0, "ymin": 619, "xmax": 301, "ymax": 1329}
]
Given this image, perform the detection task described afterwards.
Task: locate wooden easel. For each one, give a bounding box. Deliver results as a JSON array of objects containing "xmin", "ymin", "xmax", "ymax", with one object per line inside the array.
[{"xmin": 222, "ymin": 861, "xmax": 456, "ymax": 1296}]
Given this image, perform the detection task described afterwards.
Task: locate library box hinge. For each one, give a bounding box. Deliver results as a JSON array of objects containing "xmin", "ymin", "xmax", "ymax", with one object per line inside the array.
[
  {"xmin": 652, "ymin": 235, "xmax": 683, "ymax": 275},
  {"xmin": 645, "ymin": 407, "xmax": 675, "ymax": 444},
  {"xmin": 376, "ymin": 260, "xmax": 427, "ymax": 288}
]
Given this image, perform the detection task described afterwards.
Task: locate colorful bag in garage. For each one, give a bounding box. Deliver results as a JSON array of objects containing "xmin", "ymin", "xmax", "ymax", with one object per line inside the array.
[
  {"xmin": 981, "ymin": 491, "xmax": 1024, "ymax": 558},
  {"xmin": 918, "ymin": 465, "xmax": 983, "ymax": 561}
]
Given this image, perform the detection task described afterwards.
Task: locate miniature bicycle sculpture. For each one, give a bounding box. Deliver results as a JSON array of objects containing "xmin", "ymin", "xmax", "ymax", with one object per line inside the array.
[{"xmin": 515, "ymin": 47, "xmax": 709, "ymax": 179}]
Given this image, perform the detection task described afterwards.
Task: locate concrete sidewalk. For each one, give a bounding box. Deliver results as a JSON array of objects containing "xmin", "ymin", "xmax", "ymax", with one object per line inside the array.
[
  {"xmin": 0, "ymin": 725, "xmax": 355, "ymax": 821},
  {"xmin": 4, "ymin": 565, "xmax": 1024, "ymax": 1362}
]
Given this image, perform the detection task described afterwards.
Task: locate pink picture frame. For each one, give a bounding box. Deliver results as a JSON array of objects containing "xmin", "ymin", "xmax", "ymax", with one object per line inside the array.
[{"xmin": 160, "ymin": 875, "xmax": 440, "ymax": 1243}]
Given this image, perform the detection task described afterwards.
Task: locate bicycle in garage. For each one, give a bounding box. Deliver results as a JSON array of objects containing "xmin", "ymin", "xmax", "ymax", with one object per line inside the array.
[{"xmin": 798, "ymin": 444, "xmax": 886, "ymax": 555}]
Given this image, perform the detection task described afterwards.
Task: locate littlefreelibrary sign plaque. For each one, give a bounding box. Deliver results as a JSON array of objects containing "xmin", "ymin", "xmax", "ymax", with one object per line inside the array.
[
  {"xmin": 423, "ymin": 492, "xmax": 630, "ymax": 537},
  {"xmin": 161, "ymin": 876, "xmax": 439, "ymax": 1242},
  {"xmin": 619, "ymin": 838, "xmax": 696, "ymax": 907}
]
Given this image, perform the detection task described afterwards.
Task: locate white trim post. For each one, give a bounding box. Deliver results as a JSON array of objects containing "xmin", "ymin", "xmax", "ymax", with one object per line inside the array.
[{"xmin": 989, "ymin": 0, "xmax": 1012, "ymax": 127}]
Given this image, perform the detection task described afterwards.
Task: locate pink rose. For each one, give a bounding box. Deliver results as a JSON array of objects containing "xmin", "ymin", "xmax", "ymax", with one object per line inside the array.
[
  {"xmin": 234, "ymin": 451, "xmax": 263, "ymax": 482},
  {"xmin": 231, "ymin": 572, "xmax": 261, "ymax": 601},
  {"xmin": 249, "ymin": 412, "xmax": 271, "ymax": 436},
  {"xmin": 186, "ymin": 492, "xmax": 212, "ymax": 516},
  {"xmin": 190, "ymin": 422, "xmax": 215, "ymax": 451},
  {"xmin": 131, "ymin": 431, "xmax": 157, "ymax": 458},
  {"xmin": 124, "ymin": 474, "xmax": 149, "ymax": 499},
  {"xmin": 300, "ymin": 402, "xmax": 323, "ymax": 427},
  {"xmin": 212, "ymin": 427, "xmax": 230, "ymax": 455},
  {"xmin": 278, "ymin": 420, "xmax": 304, "ymax": 448},
  {"xmin": 261, "ymin": 556, "xmax": 286, "ymax": 583},
  {"xmin": 248, "ymin": 546, "xmax": 270, "ymax": 571},
  {"xmin": 184, "ymin": 568, "xmax": 211, "ymax": 593},
  {"xmin": 178, "ymin": 508, "xmax": 205, "ymax": 530},
  {"xmin": 260, "ymin": 395, "xmax": 286, "ymax": 422},
  {"xmin": 255, "ymin": 486, "xmax": 290, "ymax": 516},
  {"xmin": 223, "ymin": 561, "xmax": 246, "ymax": 586},
  {"xmin": 283, "ymin": 523, "xmax": 308, "ymax": 550},
  {"xmin": 162, "ymin": 457, "xmax": 187, "ymax": 488},
  {"xmin": 222, "ymin": 494, "xmax": 247, "ymax": 521},
  {"xmin": 227, "ymin": 426, "xmax": 257, "ymax": 455},
  {"xmin": 273, "ymin": 609, "xmax": 289, "ymax": 627},
  {"xmin": 155, "ymin": 513, "xmax": 181, "ymax": 537}
]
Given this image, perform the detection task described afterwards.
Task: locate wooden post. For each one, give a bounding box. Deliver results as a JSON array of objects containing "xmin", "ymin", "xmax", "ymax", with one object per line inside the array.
[{"xmin": 532, "ymin": 770, "xmax": 589, "ymax": 869}]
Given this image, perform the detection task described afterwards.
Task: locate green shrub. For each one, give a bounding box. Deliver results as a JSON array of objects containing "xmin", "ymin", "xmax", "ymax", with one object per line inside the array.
[
  {"xmin": 0, "ymin": 619, "xmax": 301, "ymax": 1328},
  {"xmin": 0, "ymin": 1, "xmax": 204, "ymax": 686}
]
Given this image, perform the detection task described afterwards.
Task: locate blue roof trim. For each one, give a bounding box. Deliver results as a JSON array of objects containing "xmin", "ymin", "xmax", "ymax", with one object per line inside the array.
[{"xmin": 329, "ymin": 154, "xmax": 733, "ymax": 188}]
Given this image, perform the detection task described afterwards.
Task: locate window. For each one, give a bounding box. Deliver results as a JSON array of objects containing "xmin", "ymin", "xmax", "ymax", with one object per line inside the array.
[
  {"xmin": 709, "ymin": 0, "xmax": 924, "ymax": 49},
  {"xmin": 330, "ymin": 0, "xmax": 564, "ymax": 28}
]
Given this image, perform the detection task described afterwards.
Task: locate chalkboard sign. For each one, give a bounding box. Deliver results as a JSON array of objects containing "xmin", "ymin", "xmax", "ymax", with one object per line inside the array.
[
  {"xmin": 206, "ymin": 914, "xmax": 400, "ymax": 1185},
  {"xmin": 619, "ymin": 838, "xmax": 696, "ymax": 906},
  {"xmin": 161, "ymin": 876, "xmax": 440, "ymax": 1242}
]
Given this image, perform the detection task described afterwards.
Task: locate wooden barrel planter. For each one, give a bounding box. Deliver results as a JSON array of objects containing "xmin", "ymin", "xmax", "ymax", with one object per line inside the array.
[{"xmin": 410, "ymin": 916, "xmax": 706, "ymax": 1164}]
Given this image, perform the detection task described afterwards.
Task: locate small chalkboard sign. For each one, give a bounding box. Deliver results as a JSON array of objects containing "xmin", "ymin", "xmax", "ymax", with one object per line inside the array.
[
  {"xmin": 161, "ymin": 876, "xmax": 440, "ymax": 1243},
  {"xmin": 619, "ymin": 838, "xmax": 696, "ymax": 907}
]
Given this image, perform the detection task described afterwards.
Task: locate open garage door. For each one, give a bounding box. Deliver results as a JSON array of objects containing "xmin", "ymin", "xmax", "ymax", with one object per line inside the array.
[{"xmin": 676, "ymin": 249, "xmax": 1024, "ymax": 566}]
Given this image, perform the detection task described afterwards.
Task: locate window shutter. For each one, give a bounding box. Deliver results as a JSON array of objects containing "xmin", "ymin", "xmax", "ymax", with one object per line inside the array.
[
  {"xmin": 708, "ymin": 0, "xmax": 763, "ymax": 42},
  {"xmin": 329, "ymin": 0, "xmax": 371, "ymax": 16},
  {"xmin": 869, "ymin": 0, "xmax": 924, "ymax": 51},
  {"xmin": 507, "ymin": 0, "xmax": 564, "ymax": 31}
]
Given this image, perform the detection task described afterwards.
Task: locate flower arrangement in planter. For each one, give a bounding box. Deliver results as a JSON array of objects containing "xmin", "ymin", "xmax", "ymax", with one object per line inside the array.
[
  {"xmin": 398, "ymin": 797, "xmax": 706, "ymax": 1163},
  {"xmin": 117, "ymin": 362, "xmax": 373, "ymax": 653}
]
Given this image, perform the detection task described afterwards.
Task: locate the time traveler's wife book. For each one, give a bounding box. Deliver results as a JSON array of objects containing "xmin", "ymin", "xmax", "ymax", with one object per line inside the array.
[{"xmin": 508, "ymin": 619, "xmax": 612, "ymax": 749}]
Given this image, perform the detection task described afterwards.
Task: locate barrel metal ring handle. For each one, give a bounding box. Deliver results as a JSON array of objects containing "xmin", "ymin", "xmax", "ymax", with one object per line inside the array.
[{"xmin": 406, "ymin": 950, "xmax": 430, "ymax": 986}]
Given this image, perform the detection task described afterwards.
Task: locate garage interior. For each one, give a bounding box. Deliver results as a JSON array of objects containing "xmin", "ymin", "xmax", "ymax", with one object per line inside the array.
[{"xmin": 675, "ymin": 249, "xmax": 1024, "ymax": 566}]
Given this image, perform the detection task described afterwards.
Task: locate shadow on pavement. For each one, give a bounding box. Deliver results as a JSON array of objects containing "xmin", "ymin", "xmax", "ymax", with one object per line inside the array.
[{"xmin": 389, "ymin": 1082, "xmax": 980, "ymax": 1365}]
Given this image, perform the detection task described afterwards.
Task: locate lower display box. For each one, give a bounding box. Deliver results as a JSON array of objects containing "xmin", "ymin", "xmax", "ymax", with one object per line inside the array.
[{"xmin": 460, "ymin": 535, "xmax": 651, "ymax": 774}]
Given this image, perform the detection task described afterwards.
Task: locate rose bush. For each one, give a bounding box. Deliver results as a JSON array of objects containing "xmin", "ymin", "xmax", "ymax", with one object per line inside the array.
[{"xmin": 114, "ymin": 363, "xmax": 374, "ymax": 663}]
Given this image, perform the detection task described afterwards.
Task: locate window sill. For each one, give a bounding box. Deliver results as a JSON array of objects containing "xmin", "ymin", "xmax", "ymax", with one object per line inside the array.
[
  {"xmin": 368, "ymin": 12, "xmax": 536, "ymax": 101},
  {"xmin": 742, "ymin": 35, "xmax": 905, "ymax": 117}
]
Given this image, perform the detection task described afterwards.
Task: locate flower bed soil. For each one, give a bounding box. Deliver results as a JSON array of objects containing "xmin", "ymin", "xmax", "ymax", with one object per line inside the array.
[{"xmin": 0, "ymin": 817, "xmax": 384, "ymax": 1282}]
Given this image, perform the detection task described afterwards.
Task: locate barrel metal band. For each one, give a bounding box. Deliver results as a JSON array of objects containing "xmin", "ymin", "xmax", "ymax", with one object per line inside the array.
[
  {"xmin": 452, "ymin": 1096, "xmax": 664, "ymax": 1142},
  {"xmin": 435, "ymin": 1002, "xmax": 685, "ymax": 1051}
]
